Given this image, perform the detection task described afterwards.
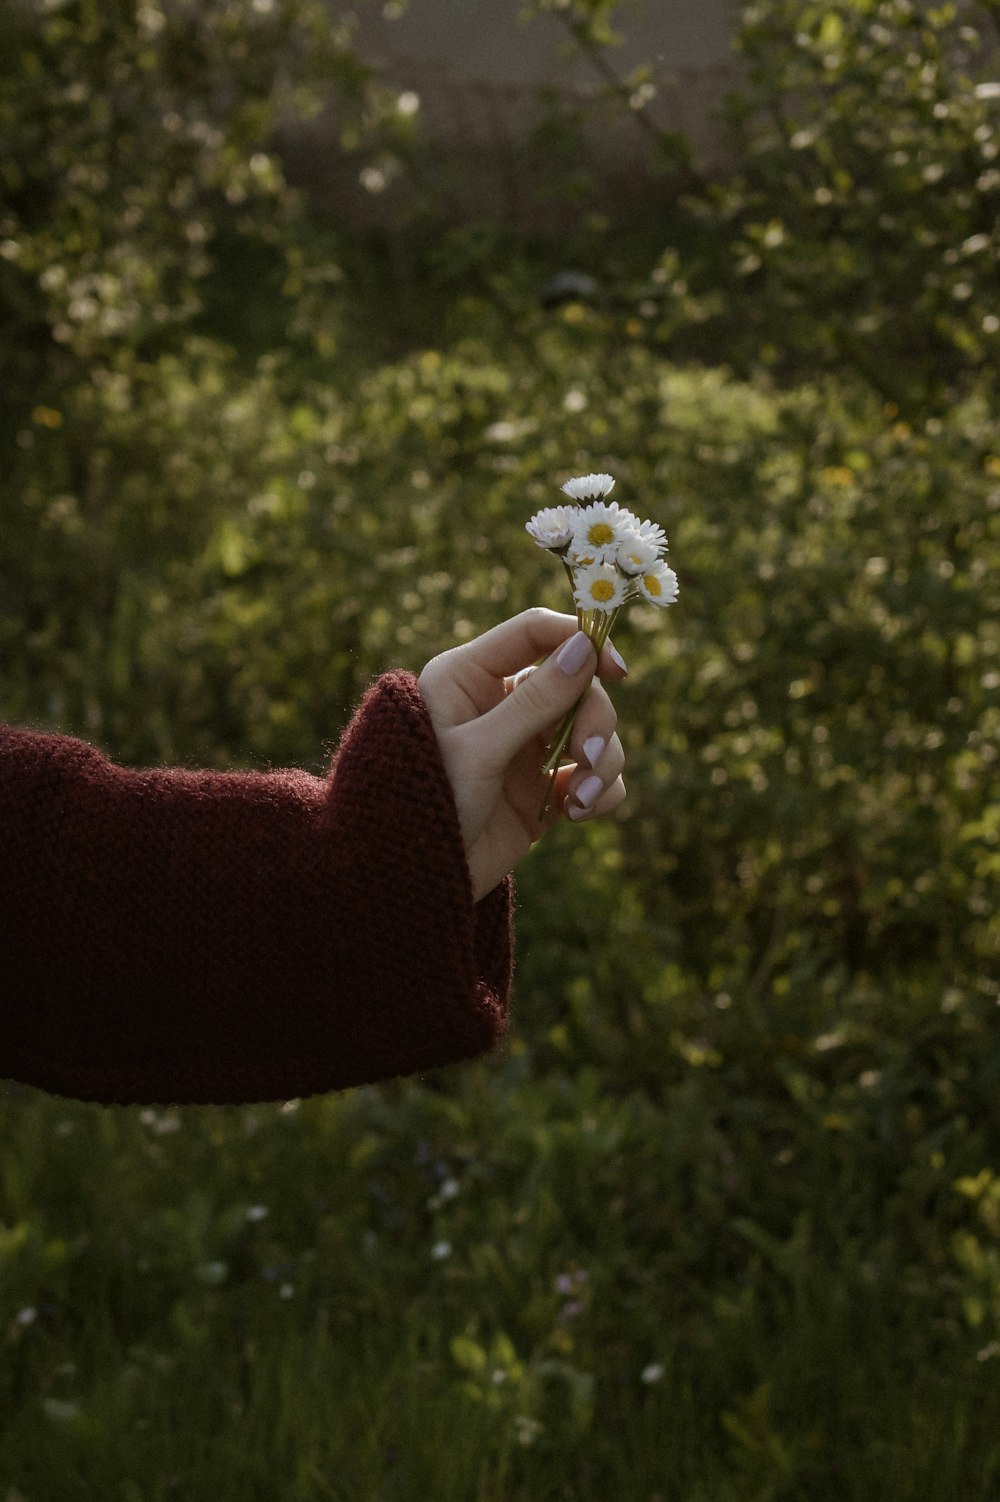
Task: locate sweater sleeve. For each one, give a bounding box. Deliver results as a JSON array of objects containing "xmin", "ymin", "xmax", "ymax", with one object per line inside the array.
[{"xmin": 0, "ymin": 672, "xmax": 513, "ymax": 1106}]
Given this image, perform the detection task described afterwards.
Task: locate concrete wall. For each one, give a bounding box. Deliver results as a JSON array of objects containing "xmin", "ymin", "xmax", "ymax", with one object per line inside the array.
[
  {"xmin": 279, "ymin": 1, "xmax": 746, "ymax": 229},
  {"xmin": 353, "ymin": 0, "xmax": 736, "ymax": 94}
]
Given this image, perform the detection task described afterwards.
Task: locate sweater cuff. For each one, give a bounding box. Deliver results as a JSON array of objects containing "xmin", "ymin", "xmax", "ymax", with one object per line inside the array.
[{"xmin": 317, "ymin": 669, "xmax": 514, "ymax": 1080}]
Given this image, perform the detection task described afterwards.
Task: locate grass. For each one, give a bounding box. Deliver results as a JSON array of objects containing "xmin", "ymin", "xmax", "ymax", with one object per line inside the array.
[{"xmin": 3, "ymin": 1029, "xmax": 1000, "ymax": 1499}]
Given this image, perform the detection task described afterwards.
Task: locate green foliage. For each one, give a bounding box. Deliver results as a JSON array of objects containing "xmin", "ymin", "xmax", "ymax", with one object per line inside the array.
[
  {"xmin": 2, "ymin": 0, "xmax": 1000, "ymax": 1493},
  {"xmin": 520, "ymin": 0, "xmax": 1000, "ymax": 411},
  {"xmin": 519, "ymin": 0, "xmax": 701, "ymax": 181},
  {"xmin": 703, "ymin": 0, "xmax": 1000, "ymax": 409},
  {"xmin": 0, "ymin": 0, "xmax": 396, "ymax": 408}
]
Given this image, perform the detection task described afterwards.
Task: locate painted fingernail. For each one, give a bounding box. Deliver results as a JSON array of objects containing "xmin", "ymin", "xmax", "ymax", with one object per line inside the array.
[
  {"xmin": 575, "ymin": 774, "xmax": 603, "ymax": 809},
  {"xmin": 556, "ymin": 631, "xmax": 593, "ymax": 674},
  {"xmin": 607, "ymin": 642, "xmax": 628, "ymax": 674},
  {"xmin": 582, "ymin": 736, "xmax": 605, "ymax": 768}
]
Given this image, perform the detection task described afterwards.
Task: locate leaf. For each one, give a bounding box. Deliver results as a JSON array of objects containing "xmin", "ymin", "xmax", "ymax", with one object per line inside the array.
[
  {"xmin": 818, "ymin": 12, "xmax": 844, "ymax": 47},
  {"xmin": 450, "ymin": 1335, "xmax": 488, "ymax": 1374}
]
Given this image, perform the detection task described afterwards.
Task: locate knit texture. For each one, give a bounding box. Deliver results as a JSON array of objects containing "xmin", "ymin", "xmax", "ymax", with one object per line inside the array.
[{"xmin": 0, "ymin": 672, "xmax": 513, "ymax": 1106}]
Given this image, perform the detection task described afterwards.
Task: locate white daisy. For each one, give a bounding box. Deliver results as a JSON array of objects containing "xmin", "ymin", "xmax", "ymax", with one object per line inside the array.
[
  {"xmin": 637, "ymin": 562, "xmax": 679, "ymax": 607},
  {"xmin": 526, "ymin": 505, "xmax": 577, "ymax": 550},
  {"xmin": 561, "ymin": 472, "xmax": 616, "ymax": 503},
  {"xmin": 633, "ymin": 517, "xmax": 668, "ymax": 553},
  {"xmin": 569, "ymin": 501, "xmax": 636, "ymax": 564},
  {"xmin": 573, "ymin": 561, "xmax": 628, "ymax": 613},
  {"xmin": 615, "ymin": 530, "xmax": 661, "ymax": 576}
]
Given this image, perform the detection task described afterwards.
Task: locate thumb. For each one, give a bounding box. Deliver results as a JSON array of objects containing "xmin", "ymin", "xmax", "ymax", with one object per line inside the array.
[{"xmin": 472, "ymin": 629, "xmax": 597, "ymax": 772}]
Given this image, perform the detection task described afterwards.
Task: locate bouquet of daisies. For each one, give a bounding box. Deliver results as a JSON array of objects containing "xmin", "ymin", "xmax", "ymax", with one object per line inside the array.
[{"xmin": 526, "ymin": 472, "xmax": 678, "ymax": 816}]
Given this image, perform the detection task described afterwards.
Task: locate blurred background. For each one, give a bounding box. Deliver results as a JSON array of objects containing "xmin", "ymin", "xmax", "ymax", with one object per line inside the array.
[{"xmin": 1, "ymin": 0, "xmax": 999, "ymax": 1495}]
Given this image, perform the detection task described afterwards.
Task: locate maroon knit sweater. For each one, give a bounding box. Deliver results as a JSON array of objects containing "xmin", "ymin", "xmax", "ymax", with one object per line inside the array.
[{"xmin": 0, "ymin": 672, "xmax": 513, "ymax": 1107}]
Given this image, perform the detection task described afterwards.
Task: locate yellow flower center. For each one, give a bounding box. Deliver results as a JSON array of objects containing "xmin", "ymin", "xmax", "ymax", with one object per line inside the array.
[
  {"xmin": 644, "ymin": 573, "xmax": 661, "ymax": 597},
  {"xmin": 587, "ymin": 523, "xmax": 615, "ymax": 547},
  {"xmin": 591, "ymin": 579, "xmax": 616, "ymax": 602}
]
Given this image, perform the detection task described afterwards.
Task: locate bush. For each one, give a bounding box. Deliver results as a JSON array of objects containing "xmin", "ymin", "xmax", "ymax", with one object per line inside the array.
[{"xmin": 521, "ymin": 0, "xmax": 1000, "ymax": 413}]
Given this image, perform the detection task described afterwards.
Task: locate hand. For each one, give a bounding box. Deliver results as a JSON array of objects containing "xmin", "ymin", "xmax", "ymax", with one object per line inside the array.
[{"xmin": 418, "ymin": 608, "xmax": 628, "ymax": 902}]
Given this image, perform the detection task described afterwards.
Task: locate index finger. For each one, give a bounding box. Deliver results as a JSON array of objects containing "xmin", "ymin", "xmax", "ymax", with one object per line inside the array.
[{"xmin": 457, "ymin": 608, "xmax": 628, "ymax": 682}]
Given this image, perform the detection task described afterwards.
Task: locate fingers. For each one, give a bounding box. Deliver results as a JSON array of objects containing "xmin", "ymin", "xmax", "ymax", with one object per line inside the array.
[
  {"xmin": 446, "ymin": 608, "xmax": 628, "ymax": 686},
  {"xmin": 447, "ymin": 608, "xmax": 579, "ymax": 679},
  {"xmin": 511, "ymin": 674, "xmax": 626, "ymax": 825},
  {"xmin": 419, "ymin": 609, "xmax": 625, "ymax": 739},
  {"xmin": 567, "ymin": 774, "xmax": 627, "ymax": 822},
  {"xmin": 457, "ymin": 612, "xmax": 625, "ymax": 764},
  {"xmin": 468, "ymin": 628, "xmax": 597, "ymax": 772},
  {"xmin": 563, "ymin": 680, "xmax": 626, "ymax": 821}
]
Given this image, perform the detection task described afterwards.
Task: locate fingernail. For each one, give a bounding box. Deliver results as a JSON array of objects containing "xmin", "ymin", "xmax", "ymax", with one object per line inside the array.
[
  {"xmin": 574, "ymin": 774, "xmax": 603, "ymax": 809},
  {"xmin": 568, "ymin": 802, "xmax": 592, "ymax": 821},
  {"xmin": 582, "ymin": 736, "xmax": 605, "ymax": 768},
  {"xmin": 607, "ymin": 642, "xmax": 628, "ymax": 674},
  {"xmin": 556, "ymin": 631, "xmax": 593, "ymax": 674}
]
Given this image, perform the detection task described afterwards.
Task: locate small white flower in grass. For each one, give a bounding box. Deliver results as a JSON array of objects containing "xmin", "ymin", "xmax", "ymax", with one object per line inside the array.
[
  {"xmin": 526, "ymin": 505, "xmax": 576, "ymax": 550},
  {"xmin": 616, "ymin": 530, "xmax": 661, "ymax": 576},
  {"xmin": 195, "ymin": 1260, "xmax": 228, "ymax": 1286},
  {"xmin": 514, "ymin": 1414, "xmax": 543, "ymax": 1446},
  {"xmin": 43, "ymin": 1398, "xmax": 80, "ymax": 1422},
  {"xmin": 641, "ymin": 1362, "xmax": 665, "ymax": 1384},
  {"xmin": 637, "ymin": 562, "xmax": 678, "ymax": 607},
  {"xmin": 431, "ymin": 1240, "xmax": 452, "ymax": 1260},
  {"xmin": 569, "ymin": 501, "xmax": 636, "ymax": 564},
  {"xmin": 561, "ymin": 472, "xmax": 616, "ymax": 502},
  {"xmin": 574, "ymin": 561, "xmax": 628, "ymax": 613}
]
